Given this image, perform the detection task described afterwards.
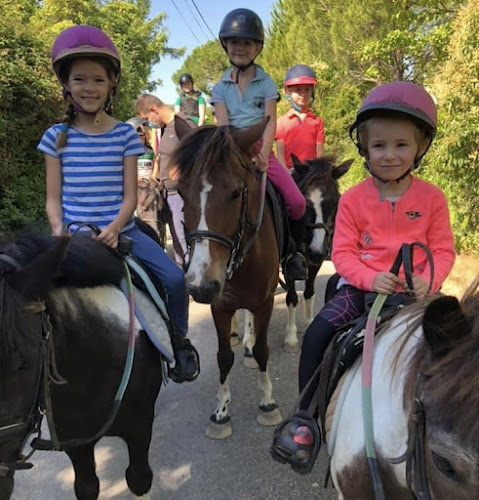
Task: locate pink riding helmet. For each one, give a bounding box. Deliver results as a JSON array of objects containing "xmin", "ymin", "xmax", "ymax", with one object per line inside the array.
[{"xmin": 51, "ymin": 25, "xmax": 121, "ymax": 84}]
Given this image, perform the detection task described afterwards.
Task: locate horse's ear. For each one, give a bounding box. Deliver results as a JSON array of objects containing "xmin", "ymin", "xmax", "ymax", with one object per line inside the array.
[
  {"xmin": 9, "ymin": 236, "xmax": 70, "ymax": 300},
  {"xmin": 175, "ymin": 116, "xmax": 195, "ymax": 140},
  {"xmin": 231, "ymin": 117, "xmax": 269, "ymax": 152},
  {"xmin": 333, "ymin": 159, "xmax": 354, "ymax": 180},
  {"xmin": 292, "ymin": 155, "xmax": 308, "ymax": 177},
  {"xmin": 423, "ymin": 296, "xmax": 471, "ymax": 358}
]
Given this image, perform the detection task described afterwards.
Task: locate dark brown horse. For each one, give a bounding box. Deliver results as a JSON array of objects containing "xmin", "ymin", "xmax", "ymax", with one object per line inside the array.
[
  {"xmin": 173, "ymin": 120, "xmax": 282, "ymax": 439},
  {"xmin": 0, "ymin": 233, "xmax": 163, "ymax": 499},
  {"xmin": 326, "ymin": 280, "xmax": 479, "ymax": 499},
  {"xmin": 282, "ymin": 155, "xmax": 352, "ymax": 352}
]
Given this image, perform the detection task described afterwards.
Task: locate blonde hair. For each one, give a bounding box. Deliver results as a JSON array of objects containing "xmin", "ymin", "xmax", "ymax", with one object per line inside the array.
[
  {"xmin": 135, "ymin": 94, "xmax": 165, "ymax": 115},
  {"xmin": 357, "ymin": 116, "xmax": 430, "ymax": 159}
]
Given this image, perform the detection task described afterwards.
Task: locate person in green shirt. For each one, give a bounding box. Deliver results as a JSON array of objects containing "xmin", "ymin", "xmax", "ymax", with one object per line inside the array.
[{"xmin": 175, "ymin": 73, "xmax": 206, "ymax": 126}]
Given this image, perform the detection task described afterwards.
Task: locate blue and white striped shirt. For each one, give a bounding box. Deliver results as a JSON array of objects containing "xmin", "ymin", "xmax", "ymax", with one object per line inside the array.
[{"xmin": 38, "ymin": 122, "xmax": 144, "ymax": 232}]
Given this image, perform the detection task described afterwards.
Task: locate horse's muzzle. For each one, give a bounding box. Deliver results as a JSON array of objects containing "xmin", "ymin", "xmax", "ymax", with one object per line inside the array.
[{"xmin": 187, "ymin": 279, "xmax": 221, "ymax": 304}]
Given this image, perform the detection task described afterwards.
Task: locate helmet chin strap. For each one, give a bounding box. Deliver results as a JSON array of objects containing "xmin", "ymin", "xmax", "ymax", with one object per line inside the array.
[
  {"xmin": 364, "ymin": 160, "xmax": 417, "ymax": 201},
  {"xmin": 230, "ymin": 59, "xmax": 255, "ymax": 84},
  {"xmin": 286, "ymin": 92, "xmax": 316, "ymax": 112},
  {"xmin": 64, "ymin": 89, "xmax": 115, "ymax": 126}
]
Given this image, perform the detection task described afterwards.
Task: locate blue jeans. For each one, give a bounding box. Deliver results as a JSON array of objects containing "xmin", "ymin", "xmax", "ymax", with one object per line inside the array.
[{"xmin": 124, "ymin": 224, "xmax": 188, "ymax": 337}]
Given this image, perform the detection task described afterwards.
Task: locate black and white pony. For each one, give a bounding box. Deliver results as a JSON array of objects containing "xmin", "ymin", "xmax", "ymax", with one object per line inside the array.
[{"xmin": 0, "ymin": 232, "xmax": 165, "ymax": 499}]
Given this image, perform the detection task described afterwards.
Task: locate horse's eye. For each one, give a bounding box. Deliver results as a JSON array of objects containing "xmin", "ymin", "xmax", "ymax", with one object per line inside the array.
[
  {"xmin": 431, "ymin": 451, "xmax": 461, "ymax": 482},
  {"xmin": 231, "ymin": 189, "xmax": 241, "ymax": 200}
]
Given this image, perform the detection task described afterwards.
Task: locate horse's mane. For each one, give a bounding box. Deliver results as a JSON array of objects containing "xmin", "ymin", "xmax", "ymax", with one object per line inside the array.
[
  {"xmin": 0, "ymin": 232, "xmax": 124, "ymax": 369},
  {"xmin": 400, "ymin": 284, "xmax": 479, "ymax": 437},
  {"xmin": 296, "ymin": 156, "xmax": 337, "ymax": 191},
  {"xmin": 171, "ymin": 125, "xmax": 249, "ymax": 185}
]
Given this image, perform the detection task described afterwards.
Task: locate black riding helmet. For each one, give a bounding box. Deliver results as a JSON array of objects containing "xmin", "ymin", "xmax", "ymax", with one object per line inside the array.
[
  {"xmin": 219, "ymin": 8, "xmax": 264, "ymax": 82},
  {"xmin": 179, "ymin": 73, "xmax": 194, "ymax": 85}
]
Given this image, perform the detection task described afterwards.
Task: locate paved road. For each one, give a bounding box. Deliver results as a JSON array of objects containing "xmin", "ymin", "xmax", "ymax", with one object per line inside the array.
[{"xmin": 13, "ymin": 263, "xmax": 338, "ymax": 500}]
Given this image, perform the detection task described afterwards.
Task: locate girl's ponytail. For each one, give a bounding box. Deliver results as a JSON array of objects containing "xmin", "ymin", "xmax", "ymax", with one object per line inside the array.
[{"xmin": 56, "ymin": 102, "xmax": 76, "ymax": 149}]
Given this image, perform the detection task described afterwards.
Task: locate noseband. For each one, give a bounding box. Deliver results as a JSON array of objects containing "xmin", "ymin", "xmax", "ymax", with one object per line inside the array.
[{"xmin": 305, "ymin": 202, "xmax": 335, "ymax": 259}]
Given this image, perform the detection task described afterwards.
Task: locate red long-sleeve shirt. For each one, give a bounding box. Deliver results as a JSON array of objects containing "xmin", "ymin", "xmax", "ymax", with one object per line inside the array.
[{"xmin": 332, "ymin": 176, "xmax": 455, "ymax": 293}]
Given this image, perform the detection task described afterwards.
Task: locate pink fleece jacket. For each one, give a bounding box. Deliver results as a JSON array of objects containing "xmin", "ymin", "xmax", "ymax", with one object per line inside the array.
[{"xmin": 332, "ymin": 176, "xmax": 455, "ymax": 293}]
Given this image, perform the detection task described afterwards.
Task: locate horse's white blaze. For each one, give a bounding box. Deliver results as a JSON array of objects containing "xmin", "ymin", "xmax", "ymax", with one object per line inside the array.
[
  {"xmin": 308, "ymin": 188, "xmax": 326, "ymax": 254},
  {"xmin": 330, "ymin": 314, "xmax": 421, "ymax": 489},
  {"xmin": 258, "ymin": 370, "xmax": 275, "ymax": 407},
  {"xmin": 186, "ymin": 179, "xmax": 213, "ymax": 287},
  {"xmin": 243, "ymin": 310, "xmax": 255, "ymax": 353},
  {"xmin": 285, "ymin": 303, "xmax": 298, "ymax": 347},
  {"xmin": 213, "ymin": 379, "xmax": 231, "ymax": 421}
]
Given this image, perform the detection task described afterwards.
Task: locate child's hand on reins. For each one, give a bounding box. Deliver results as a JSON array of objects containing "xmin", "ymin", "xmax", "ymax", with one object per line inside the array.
[
  {"xmin": 372, "ymin": 272, "xmax": 405, "ymax": 295},
  {"xmin": 254, "ymin": 151, "xmax": 269, "ymax": 172},
  {"xmin": 407, "ymin": 276, "xmax": 429, "ymax": 299},
  {"xmin": 97, "ymin": 225, "xmax": 119, "ymax": 248}
]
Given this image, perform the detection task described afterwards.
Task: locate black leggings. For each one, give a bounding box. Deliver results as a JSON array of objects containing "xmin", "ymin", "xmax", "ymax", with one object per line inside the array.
[{"xmin": 298, "ymin": 285, "xmax": 365, "ymax": 409}]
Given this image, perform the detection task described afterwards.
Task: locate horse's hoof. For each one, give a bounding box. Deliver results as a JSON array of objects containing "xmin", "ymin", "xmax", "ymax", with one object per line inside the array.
[
  {"xmin": 257, "ymin": 405, "xmax": 282, "ymax": 426},
  {"xmin": 206, "ymin": 419, "xmax": 233, "ymax": 439},
  {"xmin": 283, "ymin": 341, "xmax": 299, "ymax": 353},
  {"xmin": 230, "ymin": 333, "xmax": 241, "ymax": 347},
  {"xmin": 243, "ymin": 356, "xmax": 258, "ymax": 369}
]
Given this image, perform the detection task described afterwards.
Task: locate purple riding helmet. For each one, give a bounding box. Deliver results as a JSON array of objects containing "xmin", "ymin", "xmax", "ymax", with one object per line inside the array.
[
  {"xmin": 349, "ymin": 81, "xmax": 437, "ymax": 181},
  {"xmin": 51, "ymin": 25, "xmax": 121, "ymax": 86}
]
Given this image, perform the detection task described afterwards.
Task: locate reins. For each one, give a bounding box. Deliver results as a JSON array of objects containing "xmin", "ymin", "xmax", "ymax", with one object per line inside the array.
[{"xmin": 361, "ymin": 242, "xmax": 434, "ymax": 500}]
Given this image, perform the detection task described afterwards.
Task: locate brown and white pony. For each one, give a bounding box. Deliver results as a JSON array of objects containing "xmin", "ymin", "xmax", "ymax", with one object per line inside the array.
[
  {"xmin": 173, "ymin": 121, "xmax": 282, "ymax": 439},
  {"xmin": 326, "ymin": 282, "xmax": 479, "ymax": 499}
]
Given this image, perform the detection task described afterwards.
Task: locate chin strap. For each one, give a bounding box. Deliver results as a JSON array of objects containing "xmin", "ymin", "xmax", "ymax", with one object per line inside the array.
[
  {"xmin": 231, "ymin": 59, "xmax": 256, "ymax": 84},
  {"xmin": 286, "ymin": 93, "xmax": 316, "ymax": 112},
  {"xmin": 63, "ymin": 88, "xmax": 116, "ymax": 126},
  {"xmin": 363, "ymin": 161, "xmax": 415, "ymax": 201}
]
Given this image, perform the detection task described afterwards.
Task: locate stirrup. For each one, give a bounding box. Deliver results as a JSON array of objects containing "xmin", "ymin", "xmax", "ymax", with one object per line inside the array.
[
  {"xmin": 270, "ymin": 411, "xmax": 321, "ymax": 474},
  {"xmin": 168, "ymin": 340, "xmax": 200, "ymax": 383}
]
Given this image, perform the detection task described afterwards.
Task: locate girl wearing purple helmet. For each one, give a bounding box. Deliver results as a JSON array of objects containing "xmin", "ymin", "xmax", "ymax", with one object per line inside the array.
[
  {"xmin": 38, "ymin": 25, "xmax": 199, "ymax": 383},
  {"xmin": 271, "ymin": 81, "xmax": 455, "ymax": 474}
]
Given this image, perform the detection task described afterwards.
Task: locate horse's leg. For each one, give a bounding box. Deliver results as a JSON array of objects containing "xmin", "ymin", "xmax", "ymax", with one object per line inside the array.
[
  {"xmin": 65, "ymin": 443, "xmax": 100, "ymax": 500},
  {"xmin": 230, "ymin": 309, "xmax": 240, "ymax": 347},
  {"xmin": 252, "ymin": 295, "xmax": 282, "ymax": 426},
  {"xmin": 207, "ymin": 307, "xmax": 234, "ymax": 440},
  {"xmin": 303, "ymin": 262, "xmax": 321, "ymax": 329},
  {"xmin": 123, "ymin": 420, "xmax": 154, "ymax": 499},
  {"xmin": 242, "ymin": 310, "xmax": 257, "ymax": 368},
  {"xmin": 284, "ymin": 277, "xmax": 299, "ymax": 352}
]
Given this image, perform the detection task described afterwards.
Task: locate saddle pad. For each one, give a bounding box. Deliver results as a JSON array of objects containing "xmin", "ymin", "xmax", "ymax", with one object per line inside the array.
[{"xmin": 265, "ymin": 178, "xmax": 289, "ymax": 261}]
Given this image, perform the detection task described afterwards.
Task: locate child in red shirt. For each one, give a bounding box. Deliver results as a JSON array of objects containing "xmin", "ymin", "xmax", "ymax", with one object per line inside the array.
[
  {"xmin": 276, "ymin": 65, "xmax": 325, "ymax": 169},
  {"xmin": 271, "ymin": 81, "xmax": 455, "ymax": 474}
]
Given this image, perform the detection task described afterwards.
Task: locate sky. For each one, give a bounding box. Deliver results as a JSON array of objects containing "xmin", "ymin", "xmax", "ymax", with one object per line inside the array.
[{"xmin": 149, "ymin": 0, "xmax": 274, "ymax": 104}]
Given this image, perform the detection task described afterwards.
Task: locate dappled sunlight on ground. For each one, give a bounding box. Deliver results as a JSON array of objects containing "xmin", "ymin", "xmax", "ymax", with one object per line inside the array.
[{"xmin": 159, "ymin": 463, "xmax": 192, "ymax": 491}]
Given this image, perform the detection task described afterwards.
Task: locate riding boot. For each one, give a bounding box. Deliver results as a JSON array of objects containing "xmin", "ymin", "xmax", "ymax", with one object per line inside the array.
[
  {"xmin": 284, "ymin": 216, "xmax": 307, "ymax": 281},
  {"xmin": 168, "ymin": 336, "xmax": 200, "ymax": 383}
]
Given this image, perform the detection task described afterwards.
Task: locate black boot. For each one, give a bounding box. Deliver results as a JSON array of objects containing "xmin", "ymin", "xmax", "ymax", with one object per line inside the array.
[
  {"xmin": 169, "ymin": 338, "xmax": 200, "ymax": 383},
  {"xmin": 284, "ymin": 217, "xmax": 307, "ymax": 280}
]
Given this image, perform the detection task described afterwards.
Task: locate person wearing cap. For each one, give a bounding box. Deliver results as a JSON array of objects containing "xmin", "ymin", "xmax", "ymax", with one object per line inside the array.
[
  {"xmin": 174, "ymin": 73, "xmax": 206, "ymax": 126},
  {"xmin": 271, "ymin": 81, "xmax": 455, "ymax": 474},
  {"xmin": 276, "ymin": 64, "xmax": 325, "ymax": 169},
  {"xmin": 38, "ymin": 25, "xmax": 200, "ymax": 384},
  {"xmin": 211, "ymin": 8, "xmax": 308, "ymax": 282},
  {"xmin": 125, "ymin": 117, "xmax": 166, "ymax": 242}
]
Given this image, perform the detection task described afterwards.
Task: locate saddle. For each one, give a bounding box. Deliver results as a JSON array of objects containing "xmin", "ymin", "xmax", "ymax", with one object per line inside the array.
[
  {"xmin": 316, "ymin": 292, "xmax": 415, "ymax": 435},
  {"xmin": 265, "ymin": 176, "xmax": 290, "ymax": 262}
]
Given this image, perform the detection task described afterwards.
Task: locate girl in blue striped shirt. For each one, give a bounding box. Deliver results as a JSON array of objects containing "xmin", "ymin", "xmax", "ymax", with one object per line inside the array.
[{"xmin": 38, "ymin": 25, "xmax": 199, "ymax": 383}]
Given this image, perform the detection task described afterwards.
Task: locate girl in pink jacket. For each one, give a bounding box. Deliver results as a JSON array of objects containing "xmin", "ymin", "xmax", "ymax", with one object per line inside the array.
[{"xmin": 271, "ymin": 81, "xmax": 455, "ymax": 473}]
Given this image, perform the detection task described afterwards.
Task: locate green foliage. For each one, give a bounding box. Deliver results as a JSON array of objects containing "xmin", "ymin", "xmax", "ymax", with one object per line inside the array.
[
  {"xmin": 173, "ymin": 41, "xmax": 229, "ymax": 96},
  {"xmin": 0, "ymin": 0, "xmax": 177, "ymax": 233}
]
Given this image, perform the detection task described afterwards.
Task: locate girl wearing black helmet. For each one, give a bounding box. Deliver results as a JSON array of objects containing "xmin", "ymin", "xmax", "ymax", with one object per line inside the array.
[
  {"xmin": 212, "ymin": 9, "xmax": 308, "ymax": 281},
  {"xmin": 175, "ymin": 73, "xmax": 206, "ymax": 126},
  {"xmin": 38, "ymin": 25, "xmax": 200, "ymax": 384},
  {"xmin": 271, "ymin": 81, "xmax": 455, "ymax": 474}
]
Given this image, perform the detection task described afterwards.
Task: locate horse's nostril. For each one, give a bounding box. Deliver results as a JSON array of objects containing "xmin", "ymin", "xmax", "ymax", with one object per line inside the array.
[{"xmin": 187, "ymin": 280, "xmax": 221, "ymax": 304}]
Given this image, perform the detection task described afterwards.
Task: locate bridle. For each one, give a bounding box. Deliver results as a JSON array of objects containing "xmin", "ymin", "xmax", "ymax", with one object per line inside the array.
[
  {"xmin": 185, "ymin": 166, "xmax": 267, "ymax": 281},
  {"xmin": 0, "ymin": 299, "xmax": 61, "ymax": 478},
  {"xmin": 304, "ymin": 201, "xmax": 336, "ymax": 260},
  {"xmin": 388, "ymin": 375, "xmax": 431, "ymax": 499}
]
